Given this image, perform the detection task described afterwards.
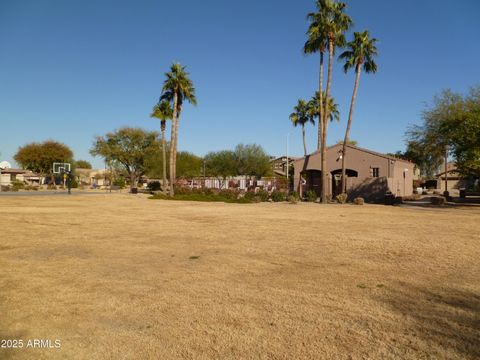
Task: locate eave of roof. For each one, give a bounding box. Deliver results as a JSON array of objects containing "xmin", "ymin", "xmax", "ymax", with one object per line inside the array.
[{"xmin": 293, "ymin": 144, "xmax": 414, "ymax": 164}]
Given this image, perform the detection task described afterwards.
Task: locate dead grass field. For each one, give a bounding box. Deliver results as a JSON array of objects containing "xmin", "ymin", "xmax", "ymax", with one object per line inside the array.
[{"xmin": 0, "ymin": 194, "xmax": 479, "ymax": 359}]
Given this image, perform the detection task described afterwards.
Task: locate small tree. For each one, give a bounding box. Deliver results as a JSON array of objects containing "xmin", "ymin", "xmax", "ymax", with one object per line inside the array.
[{"xmin": 90, "ymin": 127, "xmax": 159, "ymax": 191}]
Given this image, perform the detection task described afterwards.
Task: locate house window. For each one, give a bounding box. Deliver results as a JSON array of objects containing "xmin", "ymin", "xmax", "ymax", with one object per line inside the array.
[
  {"xmin": 371, "ymin": 167, "xmax": 380, "ymax": 178},
  {"xmin": 10, "ymin": 174, "xmax": 16, "ymax": 181}
]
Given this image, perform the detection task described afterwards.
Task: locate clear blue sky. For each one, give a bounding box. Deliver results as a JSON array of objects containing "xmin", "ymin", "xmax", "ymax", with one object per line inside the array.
[{"xmin": 1, "ymin": 0, "xmax": 479, "ymax": 168}]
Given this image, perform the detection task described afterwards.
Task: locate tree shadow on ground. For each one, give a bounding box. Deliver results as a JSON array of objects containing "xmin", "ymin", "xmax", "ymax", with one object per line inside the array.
[{"xmin": 377, "ymin": 282, "xmax": 480, "ymax": 359}]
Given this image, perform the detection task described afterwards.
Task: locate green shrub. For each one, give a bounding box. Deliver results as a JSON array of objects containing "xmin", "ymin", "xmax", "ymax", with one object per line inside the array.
[
  {"xmin": 112, "ymin": 178, "xmax": 125, "ymax": 188},
  {"xmin": 257, "ymin": 189, "xmax": 269, "ymax": 202},
  {"xmin": 11, "ymin": 180, "xmax": 24, "ymax": 191},
  {"xmin": 1, "ymin": 185, "xmax": 11, "ymax": 192},
  {"xmin": 305, "ymin": 190, "xmax": 317, "ymax": 202},
  {"xmin": 174, "ymin": 186, "xmax": 195, "ymax": 195},
  {"xmin": 149, "ymin": 190, "xmax": 254, "ymax": 204},
  {"xmin": 336, "ymin": 193, "xmax": 348, "ymax": 204},
  {"xmin": 218, "ymin": 189, "xmax": 239, "ymax": 200},
  {"xmin": 201, "ymin": 187, "xmax": 214, "ymax": 195},
  {"xmin": 287, "ymin": 195, "xmax": 298, "ymax": 204},
  {"xmin": 353, "ymin": 197, "xmax": 364, "ymax": 205},
  {"xmin": 243, "ymin": 191, "xmax": 255, "ymax": 200},
  {"xmin": 271, "ymin": 190, "xmax": 285, "ymax": 202},
  {"xmin": 148, "ymin": 181, "xmax": 161, "ymax": 191},
  {"xmin": 289, "ymin": 191, "xmax": 300, "ymax": 201}
]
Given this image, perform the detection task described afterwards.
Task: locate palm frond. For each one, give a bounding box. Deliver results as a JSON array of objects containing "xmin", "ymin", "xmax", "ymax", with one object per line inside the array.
[{"xmin": 338, "ymin": 30, "xmax": 378, "ymax": 74}]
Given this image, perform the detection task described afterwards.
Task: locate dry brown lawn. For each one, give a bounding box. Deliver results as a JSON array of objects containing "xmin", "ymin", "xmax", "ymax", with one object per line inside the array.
[{"xmin": 0, "ymin": 193, "xmax": 479, "ymax": 359}]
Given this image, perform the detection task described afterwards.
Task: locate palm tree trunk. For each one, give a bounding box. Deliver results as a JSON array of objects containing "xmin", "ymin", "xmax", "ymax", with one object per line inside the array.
[
  {"xmin": 317, "ymin": 51, "xmax": 324, "ymax": 151},
  {"xmin": 173, "ymin": 105, "xmax": 182, "ymax": 181},
  {"xmin": 161, "ymin": 124, "xmax": 167, "ymax": 194},
  {"xmin": 169, "ymin": 91, "xmax": 178, "ymax": 196},
  {"xmin": 341, "ymin": 64, "xmax": 362, "ymax": 194},
  {"xmin": 302, "ymin": 124, "xmax": 307, "ymax": 156},
  {"xmin": 321, "ymin": 38, "xmax": 334, "ymax": 203}
]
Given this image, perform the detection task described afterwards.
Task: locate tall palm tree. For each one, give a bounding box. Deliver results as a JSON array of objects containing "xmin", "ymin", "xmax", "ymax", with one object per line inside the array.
[
  {"xmin": 160, "ymin": 63, "xmax": 197, "ymax": 196},
  {"xmin": 339, "ymin": 31, "xmax": 378, "ymax": 193},
  {"xmin": 290, "ymin": 99, "xmax": 314, "ymax": 156},
  {"xmin": 308, "ymin": 0, "xmax": 352, "ymax": 203},
  {"xmin": 304, "ymin": 11, "xmax": 328, "ymax": 151},
  {"xmin": 150, "ymin": 100, "xmax": 173, "ymax": 194},
  {"xmin": 308, "ymin": 91, "xmax": 340, "ymax": 126}
]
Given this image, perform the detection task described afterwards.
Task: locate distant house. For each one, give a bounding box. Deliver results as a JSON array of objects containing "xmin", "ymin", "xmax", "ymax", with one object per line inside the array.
[
  {"xmin": 0, "ymin": 168, "xmax": 41, "ymax": 186},
  {"xmin": 435, "ymin": 162, "xmax": 477, "ymax": 192},
  {"xmin": 75, "ymin": 168, "xmax": 109, "ymax": 186},
  {"xmin": 270, "ymin": 156, "xmax": 299, "ymax": 177},
  {"xmin": 293, "ymin": 143, "xmax": 415, "ymax": 202}
]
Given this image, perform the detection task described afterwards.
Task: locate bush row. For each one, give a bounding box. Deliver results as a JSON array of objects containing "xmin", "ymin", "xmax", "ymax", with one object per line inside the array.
[
  {"xmin": 149, "ymin": 187, "xmax": 288, "ymax": 203},
  {"xmin": 149, "ymin": 187, "xmax": 366, "ymax": 205}
]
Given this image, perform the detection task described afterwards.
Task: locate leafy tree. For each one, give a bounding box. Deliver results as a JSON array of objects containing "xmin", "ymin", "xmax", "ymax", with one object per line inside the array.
[
  {"xmin": 75, "ymin": 160, "xmax": 92, "ymax": 169},
  {"xmin": 160, "ymin": 63, "xmax": 197, "ymax": 196},
  {"xmin": 151, "ymin": 100, "xmax": 173, "ymax": 193},
  {"xmin": 339, "ymin": 30, "xmax": 378, "ymax": 193},
  {"xmin": 90, "ymin": 127, "xmax": 159, "ymax": 191},
  {"xmin": 176, "ymin": 151, "xmax": 203, "ymax": 179},
  {"xmin": 405, "ymin": 87, "xmax": 480, "ymax": 178},
  {"xmin": 394, "ymin": 141, "xmax": 442, "ymax": 179},
  {"xmin": 203, "ymin": 144, "xmax": 271, "ymax": 186},
  {"xmin": 145, "ymin": 144, "xmax": 202, "ymax": 181},
  {"xmin": 14, "ymin": 140, "xmax": 74, "ymax": 184},
  {"xmin": 204, "ymin": 150, "xmax": 237, "ymax": 188},
  {"xmin": 306, "ymin": 0, "xmax": 352, "ymax": 203},
  {"xmin": 234, "ymin": 143, "xmax": 272, "ymax": 178},
  {"xmin": 289, "ymin": 99, "xmax": 314, "ymax": 156}
]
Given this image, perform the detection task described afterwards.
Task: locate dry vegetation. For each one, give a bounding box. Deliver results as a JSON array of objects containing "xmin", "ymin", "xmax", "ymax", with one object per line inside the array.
[{"xmin": 0, "ymin": 194, "xmax": 479, "ymax": 359}]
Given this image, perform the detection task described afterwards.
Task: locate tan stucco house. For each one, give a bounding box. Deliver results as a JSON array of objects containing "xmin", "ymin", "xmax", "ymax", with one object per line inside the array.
[
  {"xmin": 293, "ymin": 143, "xmax": 415, "ymax": 202},
  {"xmin": 0, "ymin": 168, "xmax": 41, "ymax": 186}
]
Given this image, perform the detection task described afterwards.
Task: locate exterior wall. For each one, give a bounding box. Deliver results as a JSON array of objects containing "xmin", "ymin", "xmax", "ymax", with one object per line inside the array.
[
  {"xmin": 0, "ymin": 170, "xmax": 41, "ymax": 186},
  {"xmin": 0, "ymin": 173, "xmax": 9, "ymax": 186},
  {"xmin": 293, "ymin": 144, "xmax": 415, "ymax": 201},
  {"xmin": 390, "ymin": 162, "xmax": 414, "ymax": 197}
]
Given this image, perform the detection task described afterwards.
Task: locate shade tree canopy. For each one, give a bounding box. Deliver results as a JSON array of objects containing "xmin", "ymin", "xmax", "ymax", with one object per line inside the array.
[
  {"xmin": 14, "ymin": 140, "xmax": 74, "ymax": 175},
  {"xmin": 204, "ymin": 144, "xmax": 272, "ymax": 183},
  {"xmin": 146, "ymin": 147, "xmax": 203, "ymax": 179},
  {"xmin": 90, "ymin": 127, "xmax": 159, "ymax": 189},
  {"xmin": 234, "ymin": 144, "xmax": 272, "ymax": 178},
  {"xmin": 405, "ymin": 86, "xmax": 480, "ymax": 178}
]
